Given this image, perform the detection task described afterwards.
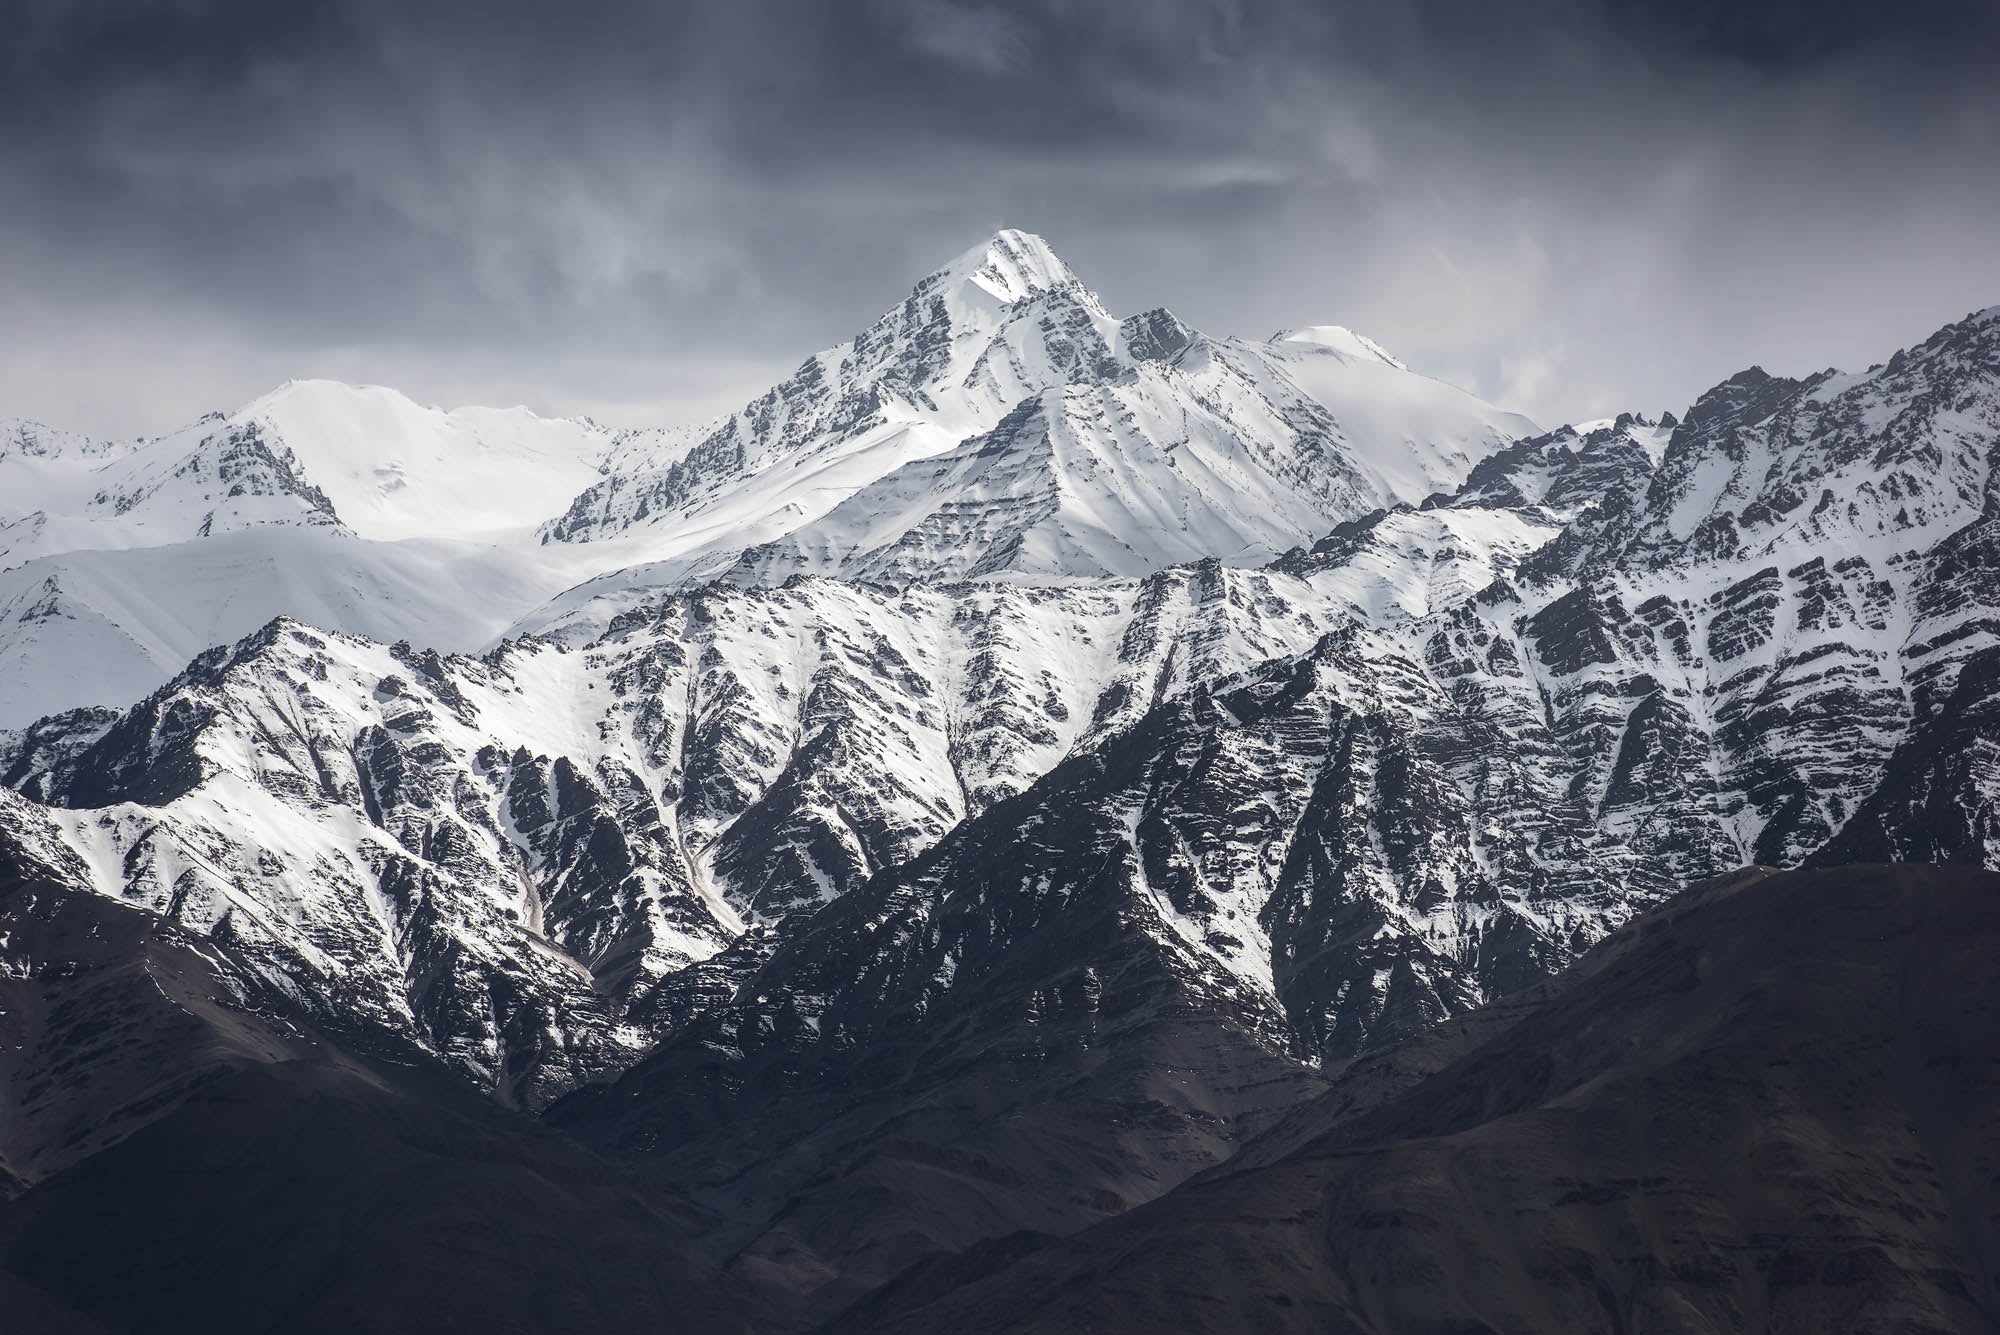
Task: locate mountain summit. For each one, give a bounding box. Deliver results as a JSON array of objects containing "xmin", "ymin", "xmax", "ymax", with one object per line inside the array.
[
  {"xmin": 939, "ymin": 228, "xmax": 1081, "ymax": 304},
  {"xmin": 530, "ymin": 229, "xmax": 1533, "ymax": 630}
]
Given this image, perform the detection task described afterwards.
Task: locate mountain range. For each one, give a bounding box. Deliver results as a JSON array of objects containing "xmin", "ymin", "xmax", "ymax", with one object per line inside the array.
[
  {"xmin": 1, "ymin": 231, "xmax": 1997, "ymax": 1331},
  {"xmin": 0, "ymin": 230, "xmax": 1529, "ymax": 728}
]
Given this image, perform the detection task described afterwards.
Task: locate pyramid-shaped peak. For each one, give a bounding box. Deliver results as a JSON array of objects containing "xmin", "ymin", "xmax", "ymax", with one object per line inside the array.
[{"xmin": 935, "ymin": 228, "xmax": 1078, "ymax": 304}]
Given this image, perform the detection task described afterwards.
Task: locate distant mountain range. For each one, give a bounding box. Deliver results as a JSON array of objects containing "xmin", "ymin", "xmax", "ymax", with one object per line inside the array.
[{"xmin": 2, "ymin": 232, "xmax": 1997, "ymax": 1331}]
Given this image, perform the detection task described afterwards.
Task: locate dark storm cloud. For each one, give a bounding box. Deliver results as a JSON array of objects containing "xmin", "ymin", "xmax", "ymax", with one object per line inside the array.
[{"xmin": 3, "ymin": 0, "xmax": 1998, "ymax": 435}]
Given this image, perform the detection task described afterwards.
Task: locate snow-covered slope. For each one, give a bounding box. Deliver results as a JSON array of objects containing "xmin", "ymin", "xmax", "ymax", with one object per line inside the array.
[
  {"xmin": 3, "ymin": 380, "xmax": 615, "ymax": 568},
  {"xmin": 224, "ymin": 381, "xmax": 614, "ymax": 541},
  {"xmin": 0, "ymin": 420, "xmax": 144, "ymax": 566},
  {"xmin": 0, "ymin": 528, "xmax": 587, "ymax": 728},
  {"xmin": 1258, "ymin": 324, "xmax": 1533, "ymax": 503},
  {"xmin": 0, "ymin": 383, "xmax": 642, "ymax": 724}
]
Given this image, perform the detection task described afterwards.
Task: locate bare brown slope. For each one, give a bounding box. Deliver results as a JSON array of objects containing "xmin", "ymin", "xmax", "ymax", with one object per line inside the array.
[{"xmin": 836, "ymin": 864, "xmax": 2000, "ymax": 1334}]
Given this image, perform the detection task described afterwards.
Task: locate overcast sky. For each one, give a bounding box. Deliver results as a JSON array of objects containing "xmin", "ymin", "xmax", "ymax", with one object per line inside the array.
[{"xmin": 6, "ymin": 0, "xmax": 1999, "ymax": 438}]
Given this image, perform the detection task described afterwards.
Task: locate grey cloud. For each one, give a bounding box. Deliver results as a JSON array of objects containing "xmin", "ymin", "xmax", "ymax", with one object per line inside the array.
[
  {"xmin": 2, "ymin": 0, "xmax": 1997, "ymax": 437},
  {"xmin": 876, "ymin": 0, "xmax": 1038, "ymax": 76}
]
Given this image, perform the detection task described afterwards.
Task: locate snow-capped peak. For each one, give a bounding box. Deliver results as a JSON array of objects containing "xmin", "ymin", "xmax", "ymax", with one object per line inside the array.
[
  {"xmin": 527, "ymin": 230, "xmax": 1537, "ymax": 612},
  {"xmin": 935, "ymin": 228, "xmax": 1078, "ymax": 305},
  {"xmin": 1273, "ymin": 325, "xmax": 1408, "ymax": 370}
]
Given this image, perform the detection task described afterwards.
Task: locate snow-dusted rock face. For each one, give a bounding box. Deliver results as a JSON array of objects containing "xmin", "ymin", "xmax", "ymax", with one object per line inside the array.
[{"xmin": 0, "ymin": 571, "xmax": 1355, "ymax": 1100}]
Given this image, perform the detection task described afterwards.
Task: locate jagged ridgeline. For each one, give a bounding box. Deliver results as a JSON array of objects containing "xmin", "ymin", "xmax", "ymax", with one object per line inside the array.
[{"xmin": 2, "ymin": 233, "xmax": 1998, "ymax": 1327}]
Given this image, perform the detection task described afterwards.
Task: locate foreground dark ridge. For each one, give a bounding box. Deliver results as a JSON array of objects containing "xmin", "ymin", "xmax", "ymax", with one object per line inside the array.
[
  {"xmin": 832, "ymin": 863, "xmax": 2000, "ymax": 1334},
  {"xmin": 1, "ymin": 860, "xmax": 1993, "ymax": 1332},
  {"xmin": 0, "ymin": 828, "xmax": 768, "ymax": 1334}
]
